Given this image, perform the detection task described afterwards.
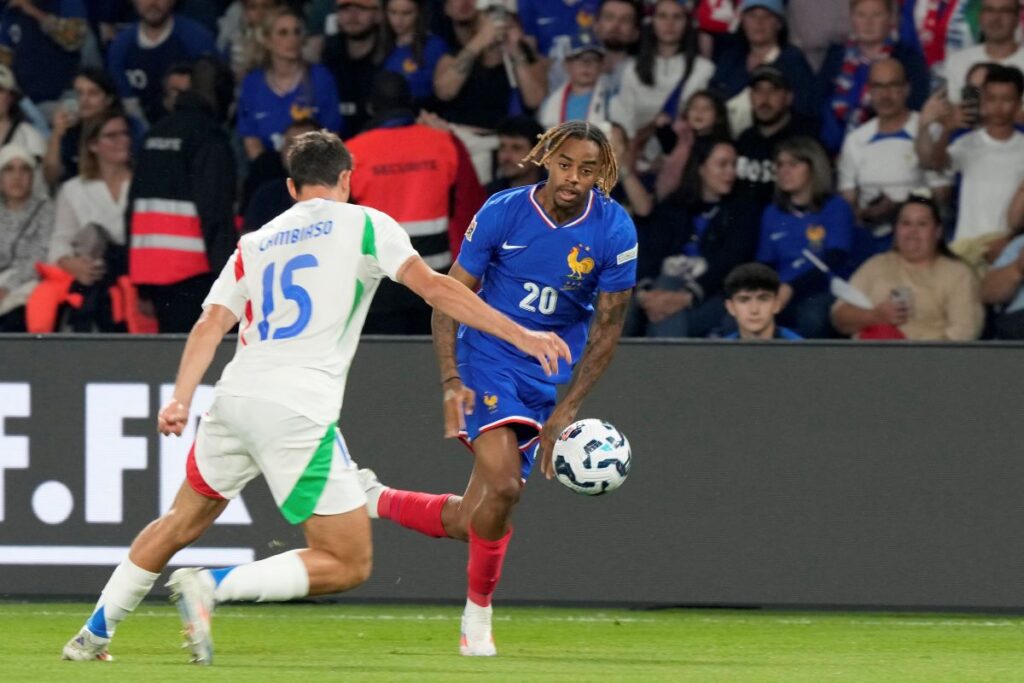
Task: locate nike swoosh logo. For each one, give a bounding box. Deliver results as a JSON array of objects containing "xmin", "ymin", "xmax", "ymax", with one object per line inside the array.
[
  {"xmin": 537, "ymin": 17, "xmax": 556, "ymax": 25},
  {"xmin": 502, "ymin": 242, "xmax": 528, "ymax": 250},
  {"xmin": 769, "ymin": 232, "xmax": 786, "ymax": 240}
]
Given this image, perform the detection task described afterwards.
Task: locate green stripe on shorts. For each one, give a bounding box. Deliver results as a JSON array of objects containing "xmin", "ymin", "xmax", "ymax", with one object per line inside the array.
[{"xmin": 280, "ymin": 423, "xmax": 336, "ymax": 524}]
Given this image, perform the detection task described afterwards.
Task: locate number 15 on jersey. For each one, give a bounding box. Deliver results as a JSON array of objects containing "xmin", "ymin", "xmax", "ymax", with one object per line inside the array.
[{"xmin": 258, "ymin": 254, "xmax": 318, "ymax": 340}]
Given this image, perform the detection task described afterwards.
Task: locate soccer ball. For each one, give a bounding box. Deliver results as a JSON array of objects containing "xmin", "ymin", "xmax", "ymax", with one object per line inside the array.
[{"xmin": 552, "ymin": 419, "xmax": 631, "ymax": 496}]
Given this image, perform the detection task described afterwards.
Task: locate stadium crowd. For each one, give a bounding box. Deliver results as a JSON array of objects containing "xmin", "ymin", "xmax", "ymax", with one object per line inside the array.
[{"xmin": 1, "ymin": 0, "xmax": 1023, "ymax": 340}]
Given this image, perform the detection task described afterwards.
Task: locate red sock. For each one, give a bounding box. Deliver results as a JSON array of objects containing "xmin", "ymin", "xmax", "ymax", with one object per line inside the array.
[
  {"xmin": 378, "ymin": 489, "xmax": 452, "ymax": 538},
  {"xmin": 467, "ymin": 526, "xmax": 512, "ymax": 607}
]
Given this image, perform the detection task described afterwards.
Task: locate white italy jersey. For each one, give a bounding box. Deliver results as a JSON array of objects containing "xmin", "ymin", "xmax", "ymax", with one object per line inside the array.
[{"xmin": 203, "ymin": 197, "xmax": 418, "ymax": 424}]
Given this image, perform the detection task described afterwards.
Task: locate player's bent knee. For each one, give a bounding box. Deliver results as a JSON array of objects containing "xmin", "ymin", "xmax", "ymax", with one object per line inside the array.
[
  {"xmin": 487, "ymin": 477, "xmax": 523, "ymax": 509},
  {"xmin": 324, "ymin": 554, "xmax": 372, "ymax": 593}
]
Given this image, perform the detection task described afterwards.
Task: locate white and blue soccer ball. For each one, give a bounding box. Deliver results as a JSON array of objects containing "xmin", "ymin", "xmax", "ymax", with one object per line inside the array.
[{"xmin": 552, "ymin": 419, "xmax": 631, "ymax": 496}]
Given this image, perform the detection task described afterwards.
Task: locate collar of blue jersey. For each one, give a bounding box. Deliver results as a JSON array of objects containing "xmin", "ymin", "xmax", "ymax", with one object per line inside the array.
[{"xmin": 867, "ymin": 128, "xmax": 913, "ymax": 144}]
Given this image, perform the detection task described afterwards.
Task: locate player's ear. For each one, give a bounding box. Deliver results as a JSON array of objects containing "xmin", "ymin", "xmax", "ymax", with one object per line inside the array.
[
  {"xmin": 337, "ymin": 169, "xmax": 353, "ymax": 202},
  {"xmin": 286, "ymin": 177, "xmax": 299, "ymax": 201}
]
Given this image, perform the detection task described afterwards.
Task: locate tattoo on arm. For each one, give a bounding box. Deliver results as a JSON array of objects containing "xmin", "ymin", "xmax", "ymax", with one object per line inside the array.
[
  {"xmin": 454, "ymin": 49, "xmax": 476, "ymax": 76},
  {"xmin": 431, "ymin": 308, "xmax": 460, "ymax": 382},
  {"xmin": 559, "ymin": 289, "xmax": 631, "ymax": 412}
]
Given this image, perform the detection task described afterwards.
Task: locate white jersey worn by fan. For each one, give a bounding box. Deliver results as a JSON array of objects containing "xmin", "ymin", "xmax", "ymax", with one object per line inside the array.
[{"xmin": 206, "ymin": 197, "xmax": 417, "ymax": 423}]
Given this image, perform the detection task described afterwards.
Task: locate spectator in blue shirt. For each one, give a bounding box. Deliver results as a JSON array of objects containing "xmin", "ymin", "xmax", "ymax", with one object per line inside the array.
[
  {"xmin": 756, "ymin": 135, "xmax": 855, "ymax": 338},
  {"xmin": 237, "ymin": 5, "xmax": 342, "ymax": 159},
  {"xmin": 107, "ymin": 0, "xmax": 218, "ymax": 125},
  {"xmin": 0, "ymin": 0, "xmax": 88, "ymax": 108},
  {"xmin": 381, "ymin": 0, "xmax": 448, "ymax": 109},
  {"xmin": 516, "ymin": 0, "xmax": 601, "ymax": 58},
  {"xmin": 722, "ymin": 263, "xmax": 803, "ymax": 340}
]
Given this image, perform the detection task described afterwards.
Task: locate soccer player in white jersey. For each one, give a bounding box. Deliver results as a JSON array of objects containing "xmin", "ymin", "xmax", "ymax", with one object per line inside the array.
[{"xmin": 61, "ymin": 131, "xmax": 570, "ymax": 665}]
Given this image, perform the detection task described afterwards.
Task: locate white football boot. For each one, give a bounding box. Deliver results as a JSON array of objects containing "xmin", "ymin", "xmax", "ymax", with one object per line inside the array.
[
  {"xmin": 167, "ymin": 568, "xmax": 215, "ymax": 665},
  {"xmin": 61, "ymin": 627, "xmax": 113, "ymax": 661},
  {"xmin": 460, "ymin": 600, "xmax": 497, "ymax": 656}
]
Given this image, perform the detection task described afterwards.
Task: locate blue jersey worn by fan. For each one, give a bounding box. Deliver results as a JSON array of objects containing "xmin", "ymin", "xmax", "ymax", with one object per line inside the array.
[{"xmin": 454, "ymin": 182, "xmax": 637, "ymax": 476}]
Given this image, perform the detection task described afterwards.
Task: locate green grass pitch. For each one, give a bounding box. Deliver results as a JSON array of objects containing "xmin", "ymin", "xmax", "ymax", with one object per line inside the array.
[{"xmin": 6, "ymin": 602, "xmax": 1024, "ymax": 682}]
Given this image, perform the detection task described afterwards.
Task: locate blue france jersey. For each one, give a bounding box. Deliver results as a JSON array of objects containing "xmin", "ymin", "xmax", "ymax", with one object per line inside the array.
[{"xmin": 456, "ymin": 183, "xmax": 637, "ymax": 384}]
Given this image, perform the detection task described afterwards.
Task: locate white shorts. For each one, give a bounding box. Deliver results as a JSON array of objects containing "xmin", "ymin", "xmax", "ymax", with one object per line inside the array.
[{"xmin": 187, "ymin": 395, "xmax": 366, "ymax": 524}]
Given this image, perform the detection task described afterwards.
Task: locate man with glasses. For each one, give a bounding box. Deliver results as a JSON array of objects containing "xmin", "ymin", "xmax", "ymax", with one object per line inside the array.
[
  {"xmin": 322, "ymin": 0, "xmax": 381, "ymax": 136},
  {"xmin": 839, "ymin": 58, "xmax": 951, "ymax": 257},
  {"xmin": 945, "ymin": 0, "xmax": 1024, "ymax": 105}
]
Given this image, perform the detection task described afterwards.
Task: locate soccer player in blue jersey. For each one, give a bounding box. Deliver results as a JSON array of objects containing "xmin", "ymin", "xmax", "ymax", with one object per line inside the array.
[{"xmin": 360, "ymin": 120, "xmax": 638, "ymax": 656}]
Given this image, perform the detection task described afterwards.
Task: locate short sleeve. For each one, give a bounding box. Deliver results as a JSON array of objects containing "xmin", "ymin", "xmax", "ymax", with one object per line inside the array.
[
  {"xmin": 597, "ymin": 204, "xmax": 638, "ymax": 292},
  {"xmin": 367, "ymin": 208, "xmax": 418, "ymax": 281},
  {"xmin": 202, "ymin": 246, "xmax": 248, "ymax": 318},
  {"xmin": 455, "ymin": 196, "xmax": 505, "ymax": 279},
  {"xmin": 993, "ymin": 235, "xmax": 1024, "ymax": 268},
  {"xmin": 836, "ymin": 137, "xmax": 859, "ymax": 193},
  {"xmin": 824, "ymin": 197, "xmax": 855, "ymax": 251},
  {"xmin": 106, "ymin": 31, "xmax": 133, "ymax": 97},
  {"xmin": 947, "ymin": 133, "xmax": 967, "ymax": 172}
]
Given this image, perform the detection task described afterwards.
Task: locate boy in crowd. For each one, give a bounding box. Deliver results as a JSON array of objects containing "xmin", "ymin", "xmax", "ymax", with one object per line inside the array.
[{"xmin": 722, "ymin": 263, "xmax": 803, "ymax": 340}]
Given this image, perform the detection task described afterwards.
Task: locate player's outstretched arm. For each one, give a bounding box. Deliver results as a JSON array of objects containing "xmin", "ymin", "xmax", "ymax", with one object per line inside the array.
[
  {"xmin": 157, "ymin": 304, "xmax": 239, "ymax": 437},
  {"xmin": 430, "ymin": 261, "xmax": 478, "ymax": 438},
  {"xmin": 537, "ymin": 288, "xmax": 632, "ymax": 479},
  {"xmin": 399, "ymin": 255, "xmax": 572, "ymax": 375}
]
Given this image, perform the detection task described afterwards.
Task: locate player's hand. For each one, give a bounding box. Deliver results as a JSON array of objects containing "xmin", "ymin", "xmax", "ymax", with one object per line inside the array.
[
  {"xmin": 157, "ymin": 398, "xmax": 189, "ymax": 436},
  {"xmin": 537, "ymin": 407, "xmax": 576, "ymax": 479},
  {"xmin": 442, "ymin": 378, "xmax": 475, "ymax": 439},
  {"xmin": 515, "ymin": 329, "xmax": 571, "ymax": 377}
]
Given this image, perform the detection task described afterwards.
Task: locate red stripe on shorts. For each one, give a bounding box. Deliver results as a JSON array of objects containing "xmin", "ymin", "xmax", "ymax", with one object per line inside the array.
[{"xmin": 186, "ymin": 442, "xmax": 225, "ymax": 500}]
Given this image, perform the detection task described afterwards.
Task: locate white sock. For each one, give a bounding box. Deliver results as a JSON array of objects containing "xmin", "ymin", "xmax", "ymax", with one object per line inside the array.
[
  {"xmin": 84, "ymin": 559, "xmax": 160, "ymax": 639},
  {"xmin": 211, "ymin": 550, "xmax": 309, "ymax": 603}
]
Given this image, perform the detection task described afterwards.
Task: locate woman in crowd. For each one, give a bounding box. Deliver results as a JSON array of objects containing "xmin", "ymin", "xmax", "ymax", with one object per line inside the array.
[
  {"xmin": 655, "ymin": 89, "xmax": 732, "ymax": 200},
  {"xmin": 42, "ymin": 67, "xmax": 144, "ymax": 187},
  {"xmin": 632, "ymin": 136, "xmax": 760, "ymax": 337},
  {"xmin": 217, "ymin": 0, "xmax": 281, "ymax": 83},
  {"xmin": 381, "ymin": 0, "xmax": 449, "ymax": 109},
  {"xmin": 49, "ymin": 112, "xmax": 134, "ymax": 332},
  {"xmin": 0, "ymin": 66, "xmax": 46, "ymax": 195},
  {"xmin": 237, "ymin": 6, "xmax": 342, "ymax": 159},
  {"xmin": 710, "ymin": 0, "xmax": 817, "ymax": 132},
  {"xmin": 817, "ymin": 0, "xmax": 928, "ymax": 153},
  {"xmin": 832, "ymin": 194, "xmax": 982, "ymax": 340},
  {"xmin": 0, "ymin": 145, "xmax": 55, "ymax": 332},
  {"xmin": 756, "ymin": 136, "xmax": 855, "ymax": 338},
  {"xmin": 612, "ymin": 0, "xmax": 714, "ymax": 137}
]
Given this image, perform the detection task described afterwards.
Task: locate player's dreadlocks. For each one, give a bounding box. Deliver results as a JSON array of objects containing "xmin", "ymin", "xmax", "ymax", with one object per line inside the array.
[{"xmin": 521, "ymin": 121, "xmax": 619, "ymax": 197}]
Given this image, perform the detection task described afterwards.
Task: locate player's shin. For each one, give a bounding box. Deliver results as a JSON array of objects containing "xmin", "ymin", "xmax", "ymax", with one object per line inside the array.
[
  {"xmin": 208, "ymin": 549, "xmax": 310, "ymax": 602},
  {"xmin": 466, "ymin": 525, "xmax": 512, "ymax": 608},
  {"xmin": 377, "ymin": 488, "xmax": 454, "ymax": 538},
  {"xmin": 84, "ymin": 559, "xmax": 161, "ymax": 639}
]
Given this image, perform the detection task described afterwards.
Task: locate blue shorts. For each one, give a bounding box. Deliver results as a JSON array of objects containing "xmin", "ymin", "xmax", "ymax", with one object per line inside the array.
[{"xmin": 457, "ymin": 360, "xmax": 557, "ymax": 480}]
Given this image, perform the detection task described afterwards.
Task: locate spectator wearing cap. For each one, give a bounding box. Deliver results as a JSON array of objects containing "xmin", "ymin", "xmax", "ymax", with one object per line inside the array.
[
  {"xmin": 107, "ymin": 0, "xmax": 218, "ymax": 126},
  {"xmin": 0, "ymin": 0, "xmax": 87, "ymax": 111},
  {"xmin": 547, "ymin": 0, "xmax": 642, "ymax": 95},
  {"xmin": 838, "ymin": 58, "xmax": 951, "ymax": 260},
  {"xmin": 756, "ymin": 135, "xmax": 856, "ymax": 338},
  {"xmin": 833, "ymin": 194, "xmax": 983, "ymax": 340},
  {"xmin": 538, "ymin": 33, "xmax": 614, "ymax": 128},
  {"xmin": 944, "ymin": 0, "xmax": 1024, "ymax": 107},
  {"xmin": 0, "ymin": 65, "xmax": 46, "ymax": 196},
  {"xmin": 816, "ymin": 0, "xmax": 929, "ymax": 154},
  {"xmin": 710, "ymin": 0, "xmax": 817, "ymax": 134},
  {"xmin": 610, "ymin": 0, "xmax": 714, "ymax": 137},
  {"xmin": 237, "ymin": 6, "xmax": 342, "ymax": 159},
  {"xmin": 486, "ymin": 115, "xmax": 544, "ymax": 196},
  {"xmin": 380, "ymin": 0, "xmax": 449, "ymax": 109},
  {"xmin": 346, "ymin": 71, "xmax": 486, "ymax": 333},
  {"xmin": 734, "ymin": 65, "xmax": 811, "ymax": 210},
  {"xmin": 322, "ymin": 0, "xmax": 383, "ymax": 137},
  {"xmin": 0, "ymin": 145, "xmax": 55, "ymax": 332},
  {"xmin": 918, "ymin": 64, "xmax": 1024, "ymax": 270}
]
